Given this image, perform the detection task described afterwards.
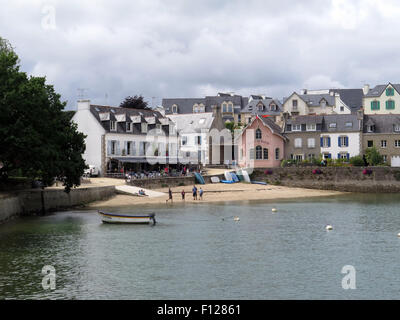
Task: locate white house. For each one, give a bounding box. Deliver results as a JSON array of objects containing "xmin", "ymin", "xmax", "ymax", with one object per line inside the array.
[
  {"xmin": 71, "ymin": 100, "xmax": 175, "ymax": 176},
  {"xmin": 319, "ymin": 113, "xmax": 363, "ymax": 160}
]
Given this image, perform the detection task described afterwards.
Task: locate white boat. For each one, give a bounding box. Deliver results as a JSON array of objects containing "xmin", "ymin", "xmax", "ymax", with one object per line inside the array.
[
  {"xmin": 98, "ymin": 211, "xmax": 156, "ymax": 225},
  {"xmin": 224, "ymin": 171, "xmax": 233, "ymax": 181},
  {"xmin": 241, "ymin": 170, "xmax": 251, "ymax": 183}
]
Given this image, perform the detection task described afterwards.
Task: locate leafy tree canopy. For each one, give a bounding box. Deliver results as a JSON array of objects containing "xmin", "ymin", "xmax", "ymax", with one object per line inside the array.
[
  {"xmin": 0, "ymin": 37, "xmax": 87, "ymax": 192},
  {"xmin": 364, "ymin": 147, "xmax": 384, "ymax": 166},
  {"xmin": 119, "ymin": 95, "xmax": 149, "ymax": 109}
]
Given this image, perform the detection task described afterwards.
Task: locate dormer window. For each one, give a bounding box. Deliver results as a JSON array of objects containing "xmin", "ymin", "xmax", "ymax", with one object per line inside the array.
[
  {"xmin": 394, "ymin": 124, "xmax": 400, "ymax": 132},
  {"xmin": 172, "ymin": 104, "xmax": 178, "ymax": 114},
  {"xmin": 193, "ymin": 104, "xmax": 199, "ymax": 113},
  {"xmin": 156, "ymin": 124, "xmax": 162, "ymax": 133},
  {"xmin": 222, "ymin": 102, "xmax": 233, "ymax": 113},
  {"xmin": 141, "ymin": 123, "xmax": 148, "ymax": 133},
  {"xmin": 126, "ymin": 122, "xmax": 132, "ymax": 132},
  {"xmin": 321, "ymin": 100, "xmax": 326, "ymax": 108},
  {"xmin": 270, "ymin": 103, "xmax": 277, "ymax": 111},
  {"xmin": 110, "ymin": 121, "xmax": 117, "ymax": 131},
  {"xmin": 329, "ymin": 123, "xmax": 337, "ymax": 128},
  {"xmin": 367, "ymin": 125, "xmax": 375, "ymax": 133},
  {"xmin": 292, "ymin": 124, "xmax": 301, "ymax": 131},
  {"xmin": 386, "ymin": 87, "xmax": 394, "ymax": 96},
  {"xmin": 257, "ymin": 103, "xmax": 264, "ymax": 111},
  {"xmin": 306, "ymin": 124, "xmax": 316, "ymax": 131},
  {"xmin": 292, "ymin": 100, "xmax": 298, "ymax": 110}
]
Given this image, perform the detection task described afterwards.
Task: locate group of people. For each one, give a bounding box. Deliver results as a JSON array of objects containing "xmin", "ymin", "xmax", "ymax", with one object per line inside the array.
[{"xmin": 166, "ymin": 185, "xmax": 204, "ymax": 203}]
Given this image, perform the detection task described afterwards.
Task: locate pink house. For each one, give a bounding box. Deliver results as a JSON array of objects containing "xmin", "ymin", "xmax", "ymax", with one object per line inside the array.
[{"xmin": 238, "ymin": 116, "xmax": 285, "ymax": 168}]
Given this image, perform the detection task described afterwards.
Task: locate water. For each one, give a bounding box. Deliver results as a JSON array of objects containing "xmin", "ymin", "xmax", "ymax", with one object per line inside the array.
[{"xmin": 1, "ymin": 193, "xmax": 400, "ymax": 299}]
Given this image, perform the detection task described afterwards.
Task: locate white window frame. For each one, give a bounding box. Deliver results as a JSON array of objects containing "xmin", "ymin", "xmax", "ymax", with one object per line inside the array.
[
  {"xmin": 306, "ymin": 124, "xmax": 316, "ymax": 131},
  {"xmin": 156, "ymin": 124, "xmax": 162, "ymax": 134},
  {"xmin": 294, "ymin": 138, "xmax": 302, "ymax": 148},
  {"xmin": 381, "ymin": 140, "xmax": 387, "ymax": 148},
  {"xmin": 292, "ymin": 124, "xmax": 301, "ymax": 132},
  {"xmin": 395, "ymin": 140, "xmax": 400, "ymax": 148},
  {"xmin": 126, "ymin": 122, "xmax": 132, "ymax": 132},
  {"xmin": 307, "ymin": 138, "xmax": 315, "ymax": 148},
  {"xmin": 110, "ymin": 121, "xmax": 117, "ymax": 132},
  {"xmin": 141, "ymin": 123, "xmax": 148, "ymax": 133}
]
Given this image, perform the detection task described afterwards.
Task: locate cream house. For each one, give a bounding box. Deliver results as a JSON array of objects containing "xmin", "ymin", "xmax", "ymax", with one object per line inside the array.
[{"xmin": 363, "ymin": 83, "xmax": 400, "ymax": 115}]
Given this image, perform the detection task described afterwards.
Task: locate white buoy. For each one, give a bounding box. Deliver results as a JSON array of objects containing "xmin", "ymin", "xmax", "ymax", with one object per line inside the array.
[
  {"xmin": 234, "ymin": 216, "xmax": 240, "ymax": 222},
  {"xmin": 272, "ymin": 208, "xmax": 277, "ymax": 212},
  {"xmin": 397, "ymin": 232, "xmax": 400, "ymax": 237},
  {"xmin": 325, "ymin": 225, "xmax": 333, "ymax": 231}
]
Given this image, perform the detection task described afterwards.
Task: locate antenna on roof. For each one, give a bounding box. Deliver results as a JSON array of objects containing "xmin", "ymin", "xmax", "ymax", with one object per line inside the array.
[{"xmin": 77, "ymin": 88, "xmax": 89, "ymax": 101}]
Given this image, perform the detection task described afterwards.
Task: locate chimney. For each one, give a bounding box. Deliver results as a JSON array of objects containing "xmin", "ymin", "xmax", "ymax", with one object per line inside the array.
[
  {"xmin": 357, "ymin": 107, "xmax": 364, "ymax": 120},
  {"xmin": 363, "ymin": 84, "xmax": 370, "ymax": 95},
  {"xmin": 301, "ymin": 89, "xmax": 307, "ymax": 95},
  {"xmin": 77, "ymin": 99, "xmax": 90, "ymax": 111}
]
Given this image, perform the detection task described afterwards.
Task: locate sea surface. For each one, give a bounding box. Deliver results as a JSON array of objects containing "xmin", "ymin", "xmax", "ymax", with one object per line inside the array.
[{"xmin": 1, "ymin": 193, "xmax": 400, "ymax": 299}]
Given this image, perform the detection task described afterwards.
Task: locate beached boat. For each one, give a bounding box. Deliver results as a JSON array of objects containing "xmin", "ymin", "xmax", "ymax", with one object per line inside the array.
[
  {"xmin": 194, "ymin": 172, "xmax": 205, "ymax": 184},
  {"xmin": 98, "ymin": 211, "xmax": 156, "ymax": 225}
]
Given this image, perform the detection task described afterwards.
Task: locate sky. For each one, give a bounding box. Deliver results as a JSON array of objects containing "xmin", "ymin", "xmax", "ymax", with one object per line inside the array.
[{"xmin": 1, "ymin": 0, "xmax": 400, "ymax": 110}]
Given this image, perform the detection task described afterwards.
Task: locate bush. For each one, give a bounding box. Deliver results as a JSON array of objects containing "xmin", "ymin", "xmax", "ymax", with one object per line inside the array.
[
  {"xmin": 350, "ymin": 156, "xmax": 364, "ymax": 167},
  {"xmin": 365, "ymin": 147, "xmax": 384, "ymax": 166}
]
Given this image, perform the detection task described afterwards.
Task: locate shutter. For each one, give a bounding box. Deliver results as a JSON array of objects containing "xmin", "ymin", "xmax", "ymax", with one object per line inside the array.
[
  {"xmin": 287, "ymin": 124, "xmax": 292, "ymax": 131},
  {"xmin": 107, "ymin": 141, "xmax": 111, "ymax": 156},
  {"xmin": 338, "ymin": 137, "xmax": 341, "ymax": 147},
  {"xmin": 132, "ymin": 141, "xmax": 136, "ymax": 156},
  {"xmin": 301, "ymin": 124, "xmax": 306, "ymax": 131},
  {"xmin": 386, "ymin": 101, "xmax": 388, "ymax": 109},
  {"xmin": 320, "ymin": 137, "xmax": 323, "ymax": 147},
  {"xmin": 338, "ymin": 153, "xmax": 341, "ymax": 159},
  {"xmin": 124, "ymin": 141, "xmax": 127, "ymax": 155},
  {"xmin": 377, "ymin": 101, "xmax": 380, "ymax": 109},
  {"xmin": 347, "ymin": 153, "xmax": 350, "ymax": 160},
  {"xmin": 345, "ymin": 137, "xmax": 349, "ymax": 147},
  {"xmin": 328, "ymin": 137, "xmax": 331, "ymax": 147},
  {"xmin": 328, "ymin": 153, "xmax": 331, "ymax": 159},
  {"xmin": 116, "ymin": 141, "xmax": 120, "ymax": 155}
]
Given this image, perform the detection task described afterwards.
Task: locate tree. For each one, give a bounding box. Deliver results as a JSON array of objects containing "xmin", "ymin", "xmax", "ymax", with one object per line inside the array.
[
  {"xmin": 364, "ymin": 147, "xmax": 384, "ymax": 166},
  {"xmin": 0, "ymin": 37, "xmax": 87, "ymax": 192},
  {"xmin": 119, "ymin": 95, "xmax": 149, "ymax": 109}
]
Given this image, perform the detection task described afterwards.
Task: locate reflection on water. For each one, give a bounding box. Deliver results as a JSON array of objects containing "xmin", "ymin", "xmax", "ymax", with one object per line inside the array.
[{"xmin": 1, "ymin": 194, "xmax": 400, "ymax": 299}]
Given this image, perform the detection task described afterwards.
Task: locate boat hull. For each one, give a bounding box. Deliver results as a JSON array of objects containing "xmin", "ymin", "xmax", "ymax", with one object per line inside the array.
[{"xmin": 98, "ymin": 211, "xmax": 155, "ymax": 224}]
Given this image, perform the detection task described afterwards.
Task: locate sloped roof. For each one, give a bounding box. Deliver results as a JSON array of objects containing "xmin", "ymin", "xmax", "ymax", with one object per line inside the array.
[
  {"xmin": 242, "ymin": 98, "xmax": 283, "ymax": 115},
  {"xmin": 322, "ymin": 114, "xmax": 361, "ymax": 132},
  {"xmin": 285, "ymin": 115, "xmax": 324, "ymax": 125},
  {"xmin": 363, "ymin": 115, "xmax": 400, "ymax": 133},
  {"xmin": 329, "ymin": 89, "xmax": 363, "ymax": 112},
  {"xmin": 365, "ymin": 83, "xmax": 400, "ymax": 97},
  {"xmin": 166, "ymin": 112, "xmax": 215, "ymax": 134}
]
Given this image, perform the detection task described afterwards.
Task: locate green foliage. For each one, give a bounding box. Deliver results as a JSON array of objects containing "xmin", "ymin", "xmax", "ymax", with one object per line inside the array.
[
  {"xmin": 0, "ymin": 37, "xmax": 87, "ymax": 192},
  {"xmin": 120, "ymin": 95, "xmax": 149, "ymax": 109},
  {"xmin": 225, "ymin": 121, "xmax": 242, "ymax": 134},
  {"xmin": 364, "ymin": 147, "xmax": 384, "ymax": 166},
  {"xmin": 349, "ymin": 156, "xmax": 364, "ymax": 167}
]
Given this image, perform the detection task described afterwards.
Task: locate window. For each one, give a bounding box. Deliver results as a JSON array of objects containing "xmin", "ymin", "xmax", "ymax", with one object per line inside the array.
[
  {"xmin": 320, "ymin": 100, "xmax": 326, "ymax": 108},
  {"xmin": 222, "ymin": 103, "xmax": 227, "ymax": 113},
  {"xmin": 306, "ymin": 124, "xmax": 316, "ymax": 131},
  {"xmin": 338, "ymin": 153, "xmax": 349, "ymax": 160},
  {"xmin": 111, "ymin": 141, "xmax": 116, "ymax": 155},
  {"xmin": 383, "ymin": 155, "xmax": 388, "ymax": 163},
  {"xmin": 196, "ymin": 136, "xmax": 202, "ymax": 145},
  {"xmin": 292, "ymin": 124, "xmax": 301, "ymax": 131},
  {"xmin": 308, "ymin": 154, "xmax": 315, "ymax": 160},
  {"xmin": 270, "ymin": 103, "xmax": 276, "ymax": 111},
  {"xmin": 263, "ymin": 148, "xmax": 268, "ymax": 159},
  {"xmin": 275, "ymin": 148, "xmax": 280, "ymax": 160},
  {"xmin": 248, "ymin": 117, "xmax": 251, "ymax": 124},
  {"xmin": 255, "ymin": 128, "xmax": 262, "ymax": 140},
  {"xmin": 395, "ymin": 124, "xmax": 400, "ymax": 132},
  {"xmin": 367, "ymin": 140, "xmax": 373, "ymax": 147},
  {"xmin": 320, "ymin": 136, "xmax": 331, "ymax": 148},
  {"xmin": 371, "ymin": 101, "xmax": 380, "ymax": 110},
  {"xmin": 307, "ymin": 138, "xmax": 315, "ymax": 148},
  {"xmin": 340, "ymin": 106, "xmax": 344, "ymax": 112},
  {"xmin": 395, "ymin": 140, "xmax": 400, "ymax": 148},
  {"xmin": 345, "ymin": 122, "xmax": 353, "ymax": 127},
  {"xmin": 249, "ymin": 148, "xmax": 255, "ymax": 160},
  {"xmin": 367, "ymin": 125, "xmax": 375, "ymax": 133},
  {"xmin": 386, "ymin": 87, "xmax": 394, "ymax": 96},
  {"xmin": 193, "ymin": 104, "xmax": 199, "ymax": 113},
  {"xmin": 126, "ymin": 141, "xmax": 131, "ymax": 155},
  {"xmin": 156, "ymin": 124, "xmax": 162, "ymax": 133},
  {"xmin": 186, "ymin": 151, "xmax": 191, "ymax": 158},
  {"xmin": 172, "ymin": 104, "xmax": 178, "ymax": 114},
  {"xmin": 181, "ymin": 136, "xmax": 187, "ymax": 145},
  {"xmin": 292, "ymin": 100, "xmax": 298, "ymax": 109},
  {"xmin": 256, "ymin": 146, "xmax": 263, "ymax": 160},
  {"xmin": 110, "ymin": 121, "xmax": 117, "ymax": 131},
  {"xmin": 329, "ymin": 123, "xmax": 337, "ymax": 128},
  {"xmin": 126, "ymin": 122, "xmax": 132, "ymax": 132},
  {"xmin": 386, "ymin": 100, "xmax": 395, "ymax": 110},
  {"xmin": 141, "ymin": 123, "xmax": 148, "ymax": 133},
  {"xmin": 381, "ymin": 140, "xmax": 387, "ymax": 148},
  {"xmin": 295, "ymin": 154, "xmax": 303, "ymax": 161},
  {"xmin": 257, "ymin": 103, "xmax": 264, "ymax": 111},
  {"xmin": 323, "ymin": 153, "xmax": 331, "ymax": 159},
  {"xmin": 238, "ymin": 114, "xmax": 241, "ymax": 123},
  {"xmin": 338, "ymin": 136, "xmax": 349, "ymax": 147},
  {"xmin": 294, "ymin": 138, "xmax": 302, "ymax": 148}
]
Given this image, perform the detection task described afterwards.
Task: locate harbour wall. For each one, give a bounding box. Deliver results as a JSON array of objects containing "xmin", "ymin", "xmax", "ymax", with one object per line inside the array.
[
  {"xmin": 251, "ymin": 166, "xmax": 400, "ymax": 193},
  {"xmin": 0, "ymin": 186, "xmax": 115, "ymax": 224}
]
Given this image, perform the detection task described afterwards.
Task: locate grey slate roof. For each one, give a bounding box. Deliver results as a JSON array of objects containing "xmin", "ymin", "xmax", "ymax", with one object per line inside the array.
[
  {"xmin": 285, "ymin": 115, "xmax": 323, "ymax": 125},
  {"xmin": 242, "ymin": 97, "xmax": 282, "ymax": 116},
  {"xmin": 330, "ymin": 89, "xmax": 363, "ymax": 112},
  {"xmin": 166, "ymin": 112, "xmax": 215, "ymax": 134},
  {"xmin": 90, "ymin": 105, "xmax": 169, "ymax": 135},
  {"xmin": 299, "ymin": 93, "xmax": 335, "ymax": 107},
  {"xmin": 365, "ymin": 83, "xmax": 400, "ymax": 97},
  {"xmin": 363, "ymin": 115, "xmax": 400, "ymax": 133},
  {"xmin": 322, "ymin": 114, "xmax": 361, "ymax": 132},
  {"xmin": 259, "ymin": 116, "xmax": 284, "ymax": 136}
]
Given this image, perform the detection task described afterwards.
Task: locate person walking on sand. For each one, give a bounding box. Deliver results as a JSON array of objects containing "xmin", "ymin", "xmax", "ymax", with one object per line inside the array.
[
  {"xmin": 181, "ymin": 189, "xmax": 185, "ymax": 200},
  {"xmin": 166, "ymin": 187, "xmax": 173, "ymax": 203},
  {"xmin": 199, "ymin": 187, "xmax": 203, "ymax": 200},
  {"xmin": 192, "ymin": 185, "xmax": 197, "ymax": 200}
]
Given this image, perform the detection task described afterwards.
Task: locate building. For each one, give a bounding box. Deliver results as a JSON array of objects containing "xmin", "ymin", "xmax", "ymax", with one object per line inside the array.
[
  {"xmin": 240, "ymin": 95, "xmax": 283, "ymax": 125},
  {"xmin": 363, "ymin": 114, "xmax": 400, "ymax": 165},
  {"xmin": 162, "ymin": 93, "xmax": 248, "ymax": 125},
  {"xmin": 71, "ymin": 100, "xmax": 175, "ymax": 176},
  {"xmin": 319, "ymin": 113, "xmax": 363, "ymax": 160},
  {"xmin": 282, "ymin": 89, "xmax": 363, "ymax": 116},
  {"xmin": 283, "ymin": 115, "xmax": 323, "ymax": 162},
  {"xmin": 166, "ymin": 107, "xmax": 227, "ymax": 166},
  {"xmin": 363, "ymin": 83, "xmax": 400, "ymax": 115},
  {"xmin": 238, "ymin": 115, "xmax": 286, "ymax": 168}
]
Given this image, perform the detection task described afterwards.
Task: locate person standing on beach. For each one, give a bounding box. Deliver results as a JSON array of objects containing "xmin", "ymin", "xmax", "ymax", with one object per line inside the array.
[
  {"xmin": 166, "ymin": 187, "xmax": 173, "ymax": 203},
  {"xmin": 199, "ymin": 187, "xmax": 203, "ymax": 200},
  {"xmin": 192, "ymin": 185, "xmax": 197, "ymax": 200},
  {"xmin": 181, "ymin": 189, "xmax": 185, "ymax": 200}
]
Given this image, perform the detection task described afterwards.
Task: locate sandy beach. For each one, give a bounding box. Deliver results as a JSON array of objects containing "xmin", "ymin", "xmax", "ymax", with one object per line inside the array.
[{"xmin": 87, "ymin": 181, "xmax": 346, "ymax": 208}]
